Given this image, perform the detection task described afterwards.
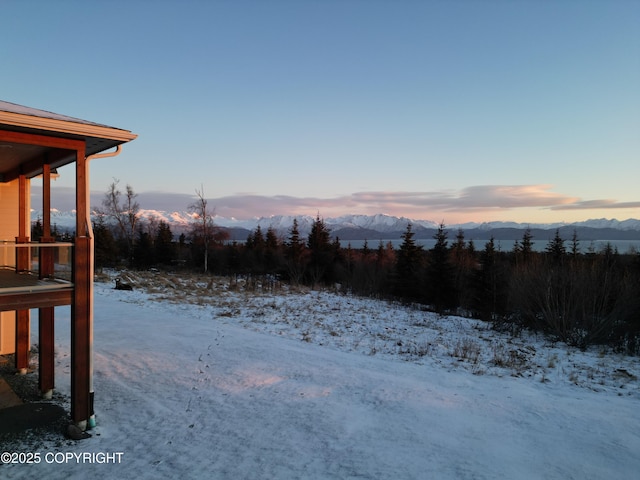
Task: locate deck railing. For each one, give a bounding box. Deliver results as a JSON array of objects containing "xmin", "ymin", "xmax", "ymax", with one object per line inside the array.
[{"xmin": 0, "ymin": 240, "xmax": 74, "ymax": 284}]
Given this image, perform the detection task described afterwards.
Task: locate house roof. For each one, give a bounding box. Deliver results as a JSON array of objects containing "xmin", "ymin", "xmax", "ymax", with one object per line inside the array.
[{"xmin": 0, "ymin": 100, "xmax": 137, "ymax": 182}]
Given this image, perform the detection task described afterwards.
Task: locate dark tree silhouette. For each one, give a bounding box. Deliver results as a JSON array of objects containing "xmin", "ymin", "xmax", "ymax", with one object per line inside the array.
[
  {"xmin": 425, "ymin": 222, "xmax": 457, "ymax": 312},
  {"xmin": 393, "ymin": 223, "xmax": 424, "ymax": 301}
]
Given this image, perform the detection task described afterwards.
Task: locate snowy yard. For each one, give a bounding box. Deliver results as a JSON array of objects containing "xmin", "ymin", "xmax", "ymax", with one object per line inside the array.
[{"xmin": 2, "ymin": 270, "xmax": 639, "ymax": 479}]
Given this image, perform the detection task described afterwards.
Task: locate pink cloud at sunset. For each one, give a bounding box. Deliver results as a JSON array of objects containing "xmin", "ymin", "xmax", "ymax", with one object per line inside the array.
[{"xmin": 31, "ymin": 184, "xmax": 640, "ymax": 225}]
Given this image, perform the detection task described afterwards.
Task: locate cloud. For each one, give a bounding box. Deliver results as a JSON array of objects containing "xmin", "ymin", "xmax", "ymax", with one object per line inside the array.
[
  {"xmin": 348, "ymin": 185, "xmax": 577, "ymax": 211},
  {"xmin": 454, "ymin": 185, "xmax": 580, "ymax": 209},
  {"xmin": 202, "ymin": 185, "xmax": 631, "ymax": 218},
  {"xmin": 550, "ymin": 199, "xmax": 640, "ymax": 210},
  {"xmin": 31, "ymin": 184, "xmax": 639, "ymax": 220},
  {"xmin": 31, "ymin": 187, "xmax": 202, "ymax": 213}
]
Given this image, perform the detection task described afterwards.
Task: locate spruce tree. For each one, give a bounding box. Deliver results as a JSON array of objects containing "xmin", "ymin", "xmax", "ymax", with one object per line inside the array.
[
  {"xmin": 362, "ymin": 239, "xmax": 371, "ymax": 258},
  {"xmin": 265, "ymin": 226, "xmax": 279, "ymax": 251},
  {"xmin": 522, "ymin": 227, "xmax": 534, "ymax": 254},
  {"xmin": 450, "ymin": 228, "xmax": 475, "ymax": 310},
  {"xmin": 252, "ymin": 226, "xmax": 266, "ymax": 251},
  {"xmin": 307, "ymin": 214, "xmax": 331, "ymax": 251},
  {"xmin": 134, "ymin": 226, "xmax": 155, "ymax": 268},
  {"xmin": 514, "ymin": 227, "xmax": 534, "ymax": 267},
  {"xmin": 451, "ymin": 229, "xmax": 466, "ymax": 258},
  {"xmin": 32, "ymin": 216, "xmax": 44, "ymax": 240},
  {"xmin": 307, "ymin": 214, "xmax": 333, "ymax": 285},
  {"xmin": 546, "ymin": 229, "xmax": 566, "ymax": 262},
  {"xmin": 472, "ymin": 237, "xmax": 507, "ymax": 321},
  {"xmin": 93, "ymin": 217, "xmax": 118, "ymax": 269},
  {"xmin": 569, "ymin": 229, "xmax": 580, "ymax": 257},
  {"xmin": 264, "ymin": 226, "xmax": 281, "ymax": 273},
  {"xmin": 246, "ymin": 226, "xmax": 267, "ymax": 273},
  {"xmin": 393, "ymin": 223, "xmax": 424, "ymax": 301},
  {"xmin": 425, "ymin": 222, "xmax": 456, "ymax": 312},
  {"xmin": 286, "ymin": 218, "xmax": 306, "ymax": 285},
  {"xmin": 155, "ymin": 220, "xmax": 175, "ymax": 265},
  {"xmin": 287, "ymin": 219, "xmax": 303, "ymax": 256}
]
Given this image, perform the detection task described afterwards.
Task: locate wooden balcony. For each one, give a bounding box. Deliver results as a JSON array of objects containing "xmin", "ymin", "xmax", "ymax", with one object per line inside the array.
[
  {"xmin": 0, "ymin": 242, "xmax": 74, "ymax": 312},
  {"xmin": 1, "ymin": 99, "xmax": 135, "ymax": 430}
]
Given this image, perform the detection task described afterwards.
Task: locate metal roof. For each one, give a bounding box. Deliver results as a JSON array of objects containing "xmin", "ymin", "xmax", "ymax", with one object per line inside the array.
[
  {"xmin": 0, "ymin": 100, "xmax": 137, "ymax": 182},
  {"xmin": 0, "ymin": 100, "xmax": 111, "ymax": 128}
]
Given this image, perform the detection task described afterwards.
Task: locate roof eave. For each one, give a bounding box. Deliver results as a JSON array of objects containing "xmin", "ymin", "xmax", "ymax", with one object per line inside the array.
[{"xmin": 0, "ymin": 110, "xmax": 137, "ymax": 143}]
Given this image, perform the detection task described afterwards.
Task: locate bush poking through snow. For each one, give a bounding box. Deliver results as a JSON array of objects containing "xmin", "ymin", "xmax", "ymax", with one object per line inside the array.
[{"xmin": 452, "ymin": 338, "xmax": 482, "ymax": 364}]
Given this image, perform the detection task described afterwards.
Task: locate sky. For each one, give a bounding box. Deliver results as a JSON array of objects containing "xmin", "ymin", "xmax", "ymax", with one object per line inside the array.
[{"xmin": 2, "ymin": 0, "xmax": 639, "ymax": 223}]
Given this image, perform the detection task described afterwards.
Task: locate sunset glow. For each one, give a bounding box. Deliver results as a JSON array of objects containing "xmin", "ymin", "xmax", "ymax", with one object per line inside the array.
[{"xmin": 5, "ymin": 1, "xmax": 638, "ymax": 224}]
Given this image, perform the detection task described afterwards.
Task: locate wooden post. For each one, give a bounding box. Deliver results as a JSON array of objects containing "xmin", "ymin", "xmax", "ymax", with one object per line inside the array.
[
  {"xmin": 15, "ymin": 174, "xmax": 30, "ymax": 374},
  {"xmin": 39, "ymin": 162, "xmax": 55, "ymax": 397},
  {"xmin": 15, "ymin": 173, "xmax": 30, "ymax": 272},
  {"xmin": 14, "ymin": 311, "xmax": 30, "ymax": 374},
  {"xmin": 38, "ymin": 306, "xmax": 55, "ymax": 397},
  {"xmin": 71, "ymin": 147, "xmax": 91, "ymax": 427},
  {"xmin": 71, "ymin": 236, "xmax": 91, "ymax": 425}
]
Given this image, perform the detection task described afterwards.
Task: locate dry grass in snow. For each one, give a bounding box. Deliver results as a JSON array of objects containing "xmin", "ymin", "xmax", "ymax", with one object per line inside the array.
[{"xmin": 98, "ymin": 269, "xmax": 639, "ymax": 398}]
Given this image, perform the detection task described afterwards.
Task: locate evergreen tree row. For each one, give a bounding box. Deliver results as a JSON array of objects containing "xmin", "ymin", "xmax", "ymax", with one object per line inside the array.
[{"xmin": 37, "ymin": 211, "xmax": 639, "ymax": 354}]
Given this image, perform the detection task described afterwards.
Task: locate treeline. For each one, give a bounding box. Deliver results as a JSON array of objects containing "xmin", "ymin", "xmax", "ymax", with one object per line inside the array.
[{"xmin": 82, "ymin": 207, "xmax": 640, "ymax": 354}]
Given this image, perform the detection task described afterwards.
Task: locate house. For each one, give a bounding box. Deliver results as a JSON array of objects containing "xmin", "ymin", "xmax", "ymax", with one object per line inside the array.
[{"xmin": 0, "ymin": 100, "xmax": 136, "ymax": 430}]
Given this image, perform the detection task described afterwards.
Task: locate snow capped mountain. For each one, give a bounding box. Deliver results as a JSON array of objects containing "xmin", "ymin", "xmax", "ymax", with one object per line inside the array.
[
  {"xmin": 32, "ymin": 208, "xmax": 77, "ymax": 229},
  {"xmin": 571, "ymin": 218, "xmax": 640, "ymax": 230},
  {"xmin": 330, "ymin": 214, "xmax": 440, "ymax": 232},
  {"xmin": 30, "ymin": 208, "xmax": 640, "ymax": 239},
  {"xmin": 216, "ymin": 213, "xmax": 442, "ymax": 236},
  {"xmin": 455, "ymin": 220, "xmax": 571, "ymax": 231},
  {"xmin": 212, "ymin": 214, "xmax": 640, "ymax": 238},
  {"xmin": 225, "ymin": 213, "xmax": 438, "ymax": 235}
]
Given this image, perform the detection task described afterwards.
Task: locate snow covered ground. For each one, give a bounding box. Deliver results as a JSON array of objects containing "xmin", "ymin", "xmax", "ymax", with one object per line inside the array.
[{"xmin": 2, "ymin": 270, "xmax": 639, "ymax": 479}]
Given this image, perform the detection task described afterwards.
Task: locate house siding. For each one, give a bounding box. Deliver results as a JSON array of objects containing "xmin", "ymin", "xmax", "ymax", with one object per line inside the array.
[{"xmin": 0, "ymin": 179, "xmax": 30, "ymax": 354}]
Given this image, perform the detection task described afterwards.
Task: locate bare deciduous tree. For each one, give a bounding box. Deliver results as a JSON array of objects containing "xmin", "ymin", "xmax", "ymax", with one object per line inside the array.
[
  {"xmin": 96, "ymin": 179, "xmax": 140, "ymax": 265},
  {"xmin": 188, "ymin": 186, "xmax": 216, "ymax": 273}
]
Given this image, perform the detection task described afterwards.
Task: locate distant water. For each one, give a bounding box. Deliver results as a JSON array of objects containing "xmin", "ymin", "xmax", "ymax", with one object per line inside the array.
[{"xmin": 341, "ymin": 239, "xmax": 640, "ymax": 254}]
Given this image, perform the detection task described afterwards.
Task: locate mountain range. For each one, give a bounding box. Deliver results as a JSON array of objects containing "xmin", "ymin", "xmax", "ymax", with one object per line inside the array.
[{"xmin": 34, "ymin": 209, "xmax": 640, "ymax": 244}]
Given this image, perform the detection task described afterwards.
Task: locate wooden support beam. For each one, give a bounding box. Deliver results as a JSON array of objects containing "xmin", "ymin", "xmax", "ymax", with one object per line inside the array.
[
  {"xmin": 39, "ymin": 161, "xmax": 56, "ymax": 279},
  {"xmin": 42, "ymin": 162, "xmax": 52, "ymax": 239},
  {"xmin": 38, "ymin": 307, "xmax": 55, "ymax": 396},
  {"xmin": 0, "ymin": 130, "xmax": 86, "ymax": 150},
  {"xmin": 18, "ymin": 174, "xmax": 29, "ymax": 240},
  {"xmin": 15, "ymin": 174, "xmax": 30, "ymax": 372},
  {"xmin": 71, "ymin": 236, "xmax": 91, "ymax": 426},
  {"xmin": 15, "ymin": 310, "xmax": 29, "ymax": 373},
  {"xmin": 39, "ymin": 162, "xmax": 55, "ymax": 396},
  {"xmin": 0, "ymin": 131, "xmax": 85, "ymax": 182},
  {"xmin": 75, "ymin": 151, "xmax": 88, "ymax": 238},
  {"xmin": 72, "ymin": 145, "xmax": 91, "ymax": 427},
  {"xmin": 39, "ymin": 164, "xmax": 56, "ymax": 278},
  {"xmin": 0, "ymin": 289, "xmax": 72, "ymax": 311},
  {"xmin": 15, "ymin": 174, "xmax": 30, "ymax": 271}
]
